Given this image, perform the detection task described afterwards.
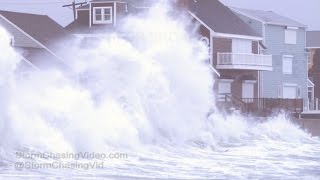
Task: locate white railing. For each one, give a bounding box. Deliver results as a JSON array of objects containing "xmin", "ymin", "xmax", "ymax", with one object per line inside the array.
[
  {"xmin": 307, "ymin": 98, "xmax": 320, "ymax": 111},
  {"xmin": 217, "ymin": 53, "xmax": 273, "ymax": 67}
]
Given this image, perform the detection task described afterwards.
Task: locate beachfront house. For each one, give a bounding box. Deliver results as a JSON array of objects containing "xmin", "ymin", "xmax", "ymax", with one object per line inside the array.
[
  {"xmin": 179, "ymin": 0, "xmax": 275, "ymax": 113},
  {"xmin": 232, "ymin": 7, "xmax": 309, "ymax": 111}
]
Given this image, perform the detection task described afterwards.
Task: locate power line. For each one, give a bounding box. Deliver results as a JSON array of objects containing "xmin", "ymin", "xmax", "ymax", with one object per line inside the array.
[{"xmin": 62, "ymin": 1, "xmax": 87, "ymax": 20}]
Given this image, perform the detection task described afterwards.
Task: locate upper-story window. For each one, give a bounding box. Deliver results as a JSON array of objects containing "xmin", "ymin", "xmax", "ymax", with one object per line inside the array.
[
  {"xmin": 285, "ymin": 27, "xmax": 298, "ymax": 44},
  {"xmin": 93, "ymin": 7, "xmax": 112, "ymax": 24},
  {"xmin": 232, "ymin": 39, "xmax": 252, "ymax": 54}
]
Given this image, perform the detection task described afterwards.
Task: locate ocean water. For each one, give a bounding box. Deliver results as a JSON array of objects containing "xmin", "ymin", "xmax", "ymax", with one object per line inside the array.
[{"xmin": 0, "ymin": 1, "xmax": 320, "ymax": 179}]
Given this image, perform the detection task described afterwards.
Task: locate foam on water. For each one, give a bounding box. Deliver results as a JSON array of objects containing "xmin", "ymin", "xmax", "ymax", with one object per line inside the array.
[{"xmin": 0, "ymin": 1, "xmax": 319, "ymax": 179}]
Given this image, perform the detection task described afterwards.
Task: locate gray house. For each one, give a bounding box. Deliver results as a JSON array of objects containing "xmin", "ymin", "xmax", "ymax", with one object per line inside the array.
[{"xmin": 232, "ymin": 8, "xmax": 309, "ymax": 109}]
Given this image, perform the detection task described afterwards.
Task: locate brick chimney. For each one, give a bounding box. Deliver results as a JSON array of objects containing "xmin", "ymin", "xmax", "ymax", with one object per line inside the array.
[{"xmin": 177, "ymin": 0, "xmax": 190, "ymax": 10}]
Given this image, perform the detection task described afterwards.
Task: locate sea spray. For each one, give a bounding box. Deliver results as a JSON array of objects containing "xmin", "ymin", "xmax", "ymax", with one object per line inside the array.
[
  {"xmin": 0, "ymin": 1, "xmax": 214, "ymax": 153},
  {"xmin": 0, "ymin": 1, "xmax": 320, "ymax": 178}
]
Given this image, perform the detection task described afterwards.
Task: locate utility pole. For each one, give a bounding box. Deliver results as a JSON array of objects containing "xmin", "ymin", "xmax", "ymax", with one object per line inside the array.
[{"xmin": 63, "ymin": 0, "xmax": 87, "ymax": 20}]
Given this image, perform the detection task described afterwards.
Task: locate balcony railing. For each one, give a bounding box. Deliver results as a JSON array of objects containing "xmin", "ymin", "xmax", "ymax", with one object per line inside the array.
[{"xmin": 217, "ymin": 53, "xmax": 273, "ymax": 71}]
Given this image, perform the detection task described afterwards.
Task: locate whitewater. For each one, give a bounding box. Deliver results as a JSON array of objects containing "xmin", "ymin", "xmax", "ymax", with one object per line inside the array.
[{"xmin": 0, "ymin": 1, "xmax": 320, "ymax": 179}]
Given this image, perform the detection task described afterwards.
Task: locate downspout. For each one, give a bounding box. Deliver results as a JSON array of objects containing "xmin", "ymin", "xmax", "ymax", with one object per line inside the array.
[{"xmin": 261, "ymin": 23, "xmax": 266, "ymax": 98}]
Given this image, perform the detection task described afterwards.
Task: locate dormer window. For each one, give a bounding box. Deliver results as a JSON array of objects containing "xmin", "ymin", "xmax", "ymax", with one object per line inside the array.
[{"xmin": 93, "ymin": 7, "xmax": 112, "ymax": 24}]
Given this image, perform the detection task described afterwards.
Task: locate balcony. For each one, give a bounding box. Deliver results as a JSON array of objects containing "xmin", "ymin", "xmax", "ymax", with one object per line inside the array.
[{"xmin": 217, "ymin": 53, "xmax": 273, "ymax": 71}]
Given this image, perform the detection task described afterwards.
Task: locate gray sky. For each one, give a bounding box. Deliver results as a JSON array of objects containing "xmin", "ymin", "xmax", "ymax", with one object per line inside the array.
[{"xmin": 0, "ymin": 0, "xmax": 319, "ymax": 30}]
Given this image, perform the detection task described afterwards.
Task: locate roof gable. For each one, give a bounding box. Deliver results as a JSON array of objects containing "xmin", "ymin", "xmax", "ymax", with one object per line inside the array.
[{"xmin": 232, "ymin": 8, "xmax": 306, "ymax": 28}]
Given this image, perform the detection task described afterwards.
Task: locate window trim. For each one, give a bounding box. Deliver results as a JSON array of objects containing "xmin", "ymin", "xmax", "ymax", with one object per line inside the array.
[
  {"xmin": 282, "ymin": 55, "xmax": 293, "ymax": 74},
  {"xmin": 281, "ymin": 83, "xmax": 300, "ymax": 99},
  {"xmin": 93, "ymin": 7, "xmax": 113, "ymax": 24},
  {"xmin": 285, "ymin": 28, "xmax": 297, "ymax": 44}
]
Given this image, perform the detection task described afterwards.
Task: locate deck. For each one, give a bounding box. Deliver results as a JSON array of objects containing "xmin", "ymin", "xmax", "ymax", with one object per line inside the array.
[{"xmin": 300, "ymin": 111, "xmax": 320, "ymax": 119}]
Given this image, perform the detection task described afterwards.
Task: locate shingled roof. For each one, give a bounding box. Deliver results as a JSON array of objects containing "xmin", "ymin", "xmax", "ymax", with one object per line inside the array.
[
  {"xmin": 232, "ymin": 8, "xmax": 306, "ymax": 28},
  {"xmin": 0, "ymin": 10, "xmax": 74, "ymax": 69},
  {"xmin": 188, "ymin": 0, "xmax": 259, "ymax": 37},
  {"xmin": 0, "ymin": 10, "xmax": 71, "ymax": 48}
]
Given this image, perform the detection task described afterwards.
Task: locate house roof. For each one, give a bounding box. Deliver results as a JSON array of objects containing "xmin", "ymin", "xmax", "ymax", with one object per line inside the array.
[
  {"xmin": 232, "ymin": 7, "xmax": 306, "ymax": 28},
  {"xmin": 307, "ymin": 31, "xmax": 320, "ymax": 48},
  {"xmin": 0, "ymin": 10, "xmax": 74, "ymax": 68},
  {"xmin": 188, "ymin": 0, "xmax": 259, "ymax": 38},
  {"xmin": 0, "ymin": 10, "xmax": 71, "ymax": 48},
  {"xmin": 14, "ymin": 47, "xmax": 67, "ymax": 70}
]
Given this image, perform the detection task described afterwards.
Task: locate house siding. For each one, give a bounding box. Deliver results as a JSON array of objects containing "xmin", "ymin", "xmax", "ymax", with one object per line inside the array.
[
  {"xmin": 0, "ymin": 16, "xmax": 42, "ymax": 48},
  {"xmin": 308, "ymin": 49, "xmax": 316, "ymax": 70},
  {"xmin": 77, "ymin": 10, "xmax": 90, "ymax": 26},
  {"xmin": 261, "ymin": 25, "xmax": 308, "ymax": 100},
  {"xmin": 218, "ymin": 70, "xmax": 258, "ymax": 99},
  {"xmin": 212, "ymin": 37, "xmax": 232, "ymax": 66},
  {"xmin": 116, "ymin": 2, "xmax": 127, "ymax": 22},
  {"xmin": 233, "ymin": 12, "xmax": 308, "ymax": 102}
]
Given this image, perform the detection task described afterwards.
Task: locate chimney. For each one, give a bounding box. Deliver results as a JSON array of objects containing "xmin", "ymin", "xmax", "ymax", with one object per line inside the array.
[{"xmin": 177, "ymin": 0, "xmax": 190, "ymax": 10}]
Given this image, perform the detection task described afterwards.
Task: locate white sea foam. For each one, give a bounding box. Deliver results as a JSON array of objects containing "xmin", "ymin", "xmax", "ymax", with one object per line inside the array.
[{"xmin": 0, "ymin": 1, "xmax": 319, "ymax": 179}]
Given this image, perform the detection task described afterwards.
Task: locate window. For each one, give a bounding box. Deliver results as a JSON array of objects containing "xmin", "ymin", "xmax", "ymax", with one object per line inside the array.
[
  {"xmin": 93, "ymin": 7, "xmax": 112, "ymax": 24},
  {"xmin": 285, "ymin": 28, "xmax": 297, "ymax": 44},
  {"xmin": 218, "ymin": 80, "xmax": 233, "ymax": 94},
  {"xmin": 232, "ymin": 39, "xmax": 252, "ymax": 54},
  {"xmin": 283, "ymin": 55, "xmax": 293, "ymax": 74},
  {"xmin": 282, "ymin": 84, "xmax": 298, "ymax": 99}
]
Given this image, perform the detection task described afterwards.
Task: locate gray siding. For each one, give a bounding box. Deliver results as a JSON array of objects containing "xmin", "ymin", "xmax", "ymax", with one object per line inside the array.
[
  {"xmin": 233, "ymin": 12, "xmax": 263, "ymax": 37},
  {"xmin": 232, "ymin": 12, "xmax": 308, "ymax": 103},
  {"xmin": 262, "ymin": 25, "xmax": 308, "ymax": 100},
  {"xmin": 0, "ymin": 16, "xmax": 42, "ymax": 48}
]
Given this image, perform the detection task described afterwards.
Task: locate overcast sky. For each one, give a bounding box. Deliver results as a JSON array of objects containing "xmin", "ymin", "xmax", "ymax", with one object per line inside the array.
[{"xmin": 0, "ymin": 0, "xmax": 319, "ymax": 30}]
